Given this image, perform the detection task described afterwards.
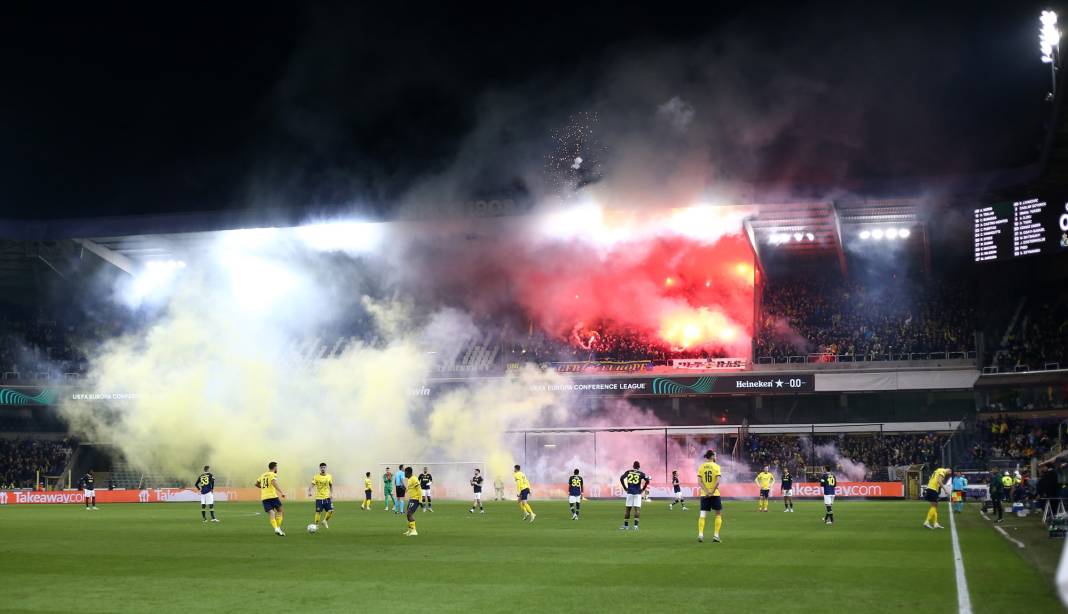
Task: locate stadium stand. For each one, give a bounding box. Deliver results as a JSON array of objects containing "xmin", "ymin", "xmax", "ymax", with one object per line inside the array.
[
  {"xmin": 974, "ymin": 416, "xmax": 1061, "ymax": 463},
  {"xmin": 990, "ymin": 288, "xmax": 1068, "ymax": 372},
  {"xmin": 0, "ymin": 437, "xmax": 74, "ymax": 488},
  {"xmin": 756, "ymin": 275, "xmax": 976, "ymax": 362},
  {"xmin": 742, "ymin": 432, "xmax": 948, "ymax": 480}
]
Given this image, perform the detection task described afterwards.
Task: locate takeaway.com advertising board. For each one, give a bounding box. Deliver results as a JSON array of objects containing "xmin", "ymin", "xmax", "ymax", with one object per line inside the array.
[{"xmin": 0, "ymin": 482, "xmax": 903, "ymax": 504}]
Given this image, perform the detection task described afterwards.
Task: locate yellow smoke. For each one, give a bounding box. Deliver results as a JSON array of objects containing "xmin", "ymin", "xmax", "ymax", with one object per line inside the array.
[{"xmin": 59, "ymin": 245, "xmax": 568, "ymax": 495}]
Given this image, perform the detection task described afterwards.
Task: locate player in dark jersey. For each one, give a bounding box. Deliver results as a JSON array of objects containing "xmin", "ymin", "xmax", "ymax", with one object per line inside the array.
[
  {"xmin": 619, "ymin": 461, "xmax": 651, "ymax": 531},
  {"xmin": 469, "ymin": 468, "xmax": 485, "ymax": 514},
  {"xmin": 781, "ymin": 467, "xmax": 794, "ymax": 512},
  {"xmin": 669, "ymin": 470, "xmax": 688, "ymax": 510},
  {"xmin": 987, "ymin": 468, "xmax": 1003, "ymax": 523},
  {"xmin": 819, "ymin": 471, "xmax": 837, "ymax": 525},
  {"xmin": 195, "ymin": 465, "xmax": 218, "ymax": 522},
  {"xmin": 79, "ymin": 470, "xmax": 97, "ymax": 510},
  {"xmin": 394, "ymin": 465, "xmax": 406, "ymax": 513},
  {"xmin": 418, "ymin": 467, "xmax": 434, "ymax": 512},
  {"xmin": 568, "ymin": 469, "xmax": 584, "ymax": 520}
]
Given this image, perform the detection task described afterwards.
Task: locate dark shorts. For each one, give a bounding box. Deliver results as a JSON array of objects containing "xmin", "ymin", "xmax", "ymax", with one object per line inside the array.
[
  {"xmin": 406, "ymin": 499, "xmax": 421, "ymax": 514},
  {"xmin": 262, "ymin": 497, "xmax": 282, "ymax": 512},
  {"xmin": 924, "ymin": 488, "xmax": 940, "ymax": 503},
  {"xmin": 364, "ymin": 489, "xmax": 372, "ymax": 500},
  {"xmin": 700, "ymin": 496, "xmax": 722, "ymax": 512},
  {"xmin": 760, "ymin": 489, "xmax": 770, "ymax": 498},
  {"xmin": 519, "ymin": 488, "xmax": 531, "ymax": 501},
  {"xmin": 396, "ymin": 485, "xmax": 406, "ymax": 498},
  {"xmin": 315, "ymin": 498, "xmax": 333, "ymax": 512},
  {"xmin": 673, "ymin": 487, "xmax": 681, "ymax": 494}
]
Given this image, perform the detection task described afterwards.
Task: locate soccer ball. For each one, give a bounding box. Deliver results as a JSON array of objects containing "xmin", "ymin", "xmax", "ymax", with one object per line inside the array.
[{"xmin": 307, "ymin": 523, "xmax": 318, "ymax": 534}]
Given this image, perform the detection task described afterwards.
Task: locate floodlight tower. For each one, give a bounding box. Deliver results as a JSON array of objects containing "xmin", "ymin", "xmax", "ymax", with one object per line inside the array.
[{"xmin": 1040, "ymin": 10, "xmax": 1061, "ymax": 99}]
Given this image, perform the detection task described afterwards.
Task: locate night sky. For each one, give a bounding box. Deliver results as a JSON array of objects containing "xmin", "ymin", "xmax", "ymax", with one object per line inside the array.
[{"xmin": 0, "ymin": 2, "xmax": 1058, "ymax": 220}]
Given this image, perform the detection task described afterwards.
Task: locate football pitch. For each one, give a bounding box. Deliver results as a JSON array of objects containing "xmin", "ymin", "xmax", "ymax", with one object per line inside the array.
[{"xmin": 0, "ymin": 500, "xmax": 1062, "ymax": 613}]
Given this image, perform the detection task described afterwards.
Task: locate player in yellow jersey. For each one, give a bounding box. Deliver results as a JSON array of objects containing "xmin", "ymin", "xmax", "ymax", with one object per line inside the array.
[
  {"xmin": 256, "ymin": 461, "xmax": 286, "ymax": 537},
  {"xmin": 362, "ymin": 471, "xmax": 374, "ymax": 510},
  {"xmin": 923, "ymin": 467, "xmax": 952, "ymax": 529},
  {"xmin": 307, "ymin": 463, "xmax": 333, "ymax": 528},
  {"xmin": 403, "ymin": 466, "xmax": 422, "ymax": 536},
  {"xmin": 514, "ymin": 464, "xmax": 536, "ymax": 522},
  {"xmin": 697, "ymin": 450, "xmax": 722, "ymax": 543},
  {"xmin": 755, "ymin": 466, "xmax": 775, "ymax": 512}
]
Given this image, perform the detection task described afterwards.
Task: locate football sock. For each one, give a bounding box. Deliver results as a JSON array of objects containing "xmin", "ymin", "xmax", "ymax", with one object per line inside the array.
[
  {"xmin": 326, "ymin": 511, "xmax": 333, "ymax": 521},
  {"xmin": 270, "ymin": 518, "xmax": 278, "ymax": 529},
  {"xmin": 714, "ymin": 516, "xmax": 722, "ymax": 536},
  {"xmin": 623, "ymin": 520, "xmax": 628, "ymax": 527},
  {"xmin": 931, "ymin": 509, "xmax": 938, "ymax": 525},
  {"xmin": 210, "ymin": 506, "xmax": 216, "ymax": 519},
  {"xmin": 575, "ymin": 502, "xmax": 580, "ymax": 514},
  {"xmin": 201, "ymin": 506, "xmax": 206, "ymax": 520},
  {"xmin": 277, "ymin": 513, "xmax": 283, "ymax": 526},
  {"xmin": 698, "ymin": 517, "xmax": 706, "ymax": 534},
  {"xmin": 314, "ymin": 512, "xmax": 321, "ymax": 523}
]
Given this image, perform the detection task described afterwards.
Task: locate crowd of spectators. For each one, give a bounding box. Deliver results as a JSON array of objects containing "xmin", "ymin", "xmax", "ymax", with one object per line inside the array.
[
  {"xmin": 0, "ymin": 437, "xmax": 74, "ymax": 488},
  {"xmin": 756, "ymin": 276, "xmax": 975, "ymax": 361},
  {"xmin": 742, "ymin": 432, "xmax": 948, "ymax": 479},
  {"xmin": 974, "ymin": 415, "xmax": 1060, "ymax": 462},
  {"xmin": 994, "ymin": 291, "xmax": 1068, "ymax": 371}
]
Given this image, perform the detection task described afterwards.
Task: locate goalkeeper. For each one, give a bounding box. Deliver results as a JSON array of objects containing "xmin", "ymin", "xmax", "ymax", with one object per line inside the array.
[{"xmin": 382, "ymin": 468, "xmax": 396, "ymax": 511}]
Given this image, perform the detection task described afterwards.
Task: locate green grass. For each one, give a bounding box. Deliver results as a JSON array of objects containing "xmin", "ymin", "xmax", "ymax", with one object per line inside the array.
[{"xmin": 0, "ymin": 499, "xmax": 1063, "ymax": 613}]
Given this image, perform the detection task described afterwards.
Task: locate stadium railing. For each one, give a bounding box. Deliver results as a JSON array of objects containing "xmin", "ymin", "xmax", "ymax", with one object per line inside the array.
[{"xmin": 755, "ymin": 351, "xmax": 976, "ymax": 365}]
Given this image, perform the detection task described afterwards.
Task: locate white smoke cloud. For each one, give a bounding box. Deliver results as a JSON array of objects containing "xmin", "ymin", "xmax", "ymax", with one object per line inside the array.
[{"xmin": 60, "ymin": 227, "xmax": 573, "ymax": 494}]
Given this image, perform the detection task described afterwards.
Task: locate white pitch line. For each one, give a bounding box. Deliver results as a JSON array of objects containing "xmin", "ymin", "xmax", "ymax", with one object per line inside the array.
[
  {"xmin": 947, "ymin": 506, "xmax": 974, "ymax": 614},
  {"xmin": 994, "ymin": 525, "xmax": 1026, "ymax": 549}
]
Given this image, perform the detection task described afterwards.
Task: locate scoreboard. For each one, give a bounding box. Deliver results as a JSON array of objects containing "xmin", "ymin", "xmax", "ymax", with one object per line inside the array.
[{"xmin": 974, "ymin": 196, "xmax": 1068, "ymax": 262}]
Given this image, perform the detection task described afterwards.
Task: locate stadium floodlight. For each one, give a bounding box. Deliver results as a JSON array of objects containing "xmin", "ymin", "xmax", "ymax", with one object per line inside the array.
[
  {"xmin": 899, "ymin": 227, "xmax": 911, "ymax": 238},
  {"xmin": 793, "ymin": 232, "xmax": 803, "ymax": 242},
  {"xmin": 871, "ymin": 228, "xmax": 884, "ymax": 240},
  {"xmin": 859, "ymin": 230, "xmax": 871, "ymax": 240},
  {"xmin": 806, "ymin": 232, "xmax": 815, "ymax": 241},
  {"xmin": 1041, "ymin": 10, "xmax": 1060, "ymax": 62},
  {"xmin": 886, "ymin": 228, "xmax": 899, "ymax": 240},
  {"xmin": 1040, "ymin": 10, "xmax": 1060, "ymax": 97}
]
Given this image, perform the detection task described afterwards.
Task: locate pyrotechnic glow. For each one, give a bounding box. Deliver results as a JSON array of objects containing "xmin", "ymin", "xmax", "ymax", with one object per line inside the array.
[
  {"xmin": 734, "ymin": 262, "xmax": 753, "ymax": 283},
  {"xmin": 512, "ymin": 221, "xmax": 755, "ymax": 357},
  {"xmin": 659, "ymin": 307, "xmax": 740, "ymax": 350}
]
